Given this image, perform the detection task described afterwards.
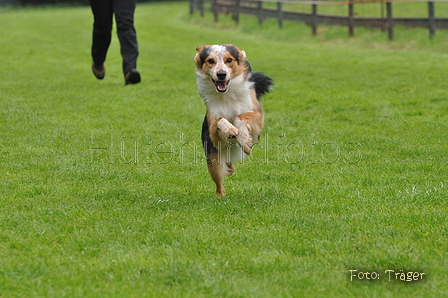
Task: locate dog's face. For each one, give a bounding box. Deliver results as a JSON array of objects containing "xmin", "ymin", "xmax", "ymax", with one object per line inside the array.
[{"xmin": 195, "ymin": 44, "xmax": 248, "ymax": 93}]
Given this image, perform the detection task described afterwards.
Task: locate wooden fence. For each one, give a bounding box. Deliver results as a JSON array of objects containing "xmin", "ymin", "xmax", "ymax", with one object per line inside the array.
[{"xmin": 190, "ymin": 0, "xmax": 448, "ymax": 39}]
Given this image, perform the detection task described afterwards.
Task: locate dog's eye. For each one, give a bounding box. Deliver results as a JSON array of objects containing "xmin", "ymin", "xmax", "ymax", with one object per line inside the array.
[
  {"xmin": 226, "ymin": 58, "xmax": 233, "ymax": 63},
  {"xmin": 207, "ymin": 59, "xmax": 215, "ymax": 64}
]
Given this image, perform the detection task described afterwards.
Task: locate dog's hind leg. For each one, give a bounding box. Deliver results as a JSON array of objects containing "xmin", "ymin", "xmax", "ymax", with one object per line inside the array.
[{"xmin": 207, "ymin": 160, "xmax": 226, "ymax": 197}]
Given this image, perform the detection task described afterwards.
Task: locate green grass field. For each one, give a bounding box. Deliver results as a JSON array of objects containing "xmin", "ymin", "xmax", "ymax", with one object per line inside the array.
[{"xmin": 1, "ymin": 1, "xmax": 447, "ymax": 297}]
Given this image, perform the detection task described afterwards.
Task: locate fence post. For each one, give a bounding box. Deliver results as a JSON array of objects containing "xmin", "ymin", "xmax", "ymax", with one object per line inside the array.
[
  {"xmin": 428, "ymin": 1, "xmax": 436, "ymax": 38},
  {"xmin": 235, "ymin": 0, "xmax": 240, "ymax": 24},
  {"xmin": 199, "ymin": 0, "xmax": 204, "ymax": 17},
  {"xmin": 258, "ymin": 1, "xmax": 264, "ymax": 24},
  {"xmin": 348, "ymin": 1, "xmax": 354, "ymax": 36},
  {"xmin": 212, "ymin": 0, "xmax": 219, "ymax": 22},
  {"xmin": 386, "ymin": 1, "xmax": 394, "ymax": 40},
  {"xmin": 189, "ymin": 0, "xmax": 195, "ymax": 15},
  {"xmin": 278, "ymin": 2, "xmax": 284, "ymax": 28},
  {"xmin": 312, "ymin": 1, "xmax": 317, "ymax": 35}
]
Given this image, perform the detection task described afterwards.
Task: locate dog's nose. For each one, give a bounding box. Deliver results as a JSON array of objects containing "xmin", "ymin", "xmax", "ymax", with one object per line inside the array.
[{"xmin": 217, "ymin": 71, "xmax": 227, "ymax": 80}]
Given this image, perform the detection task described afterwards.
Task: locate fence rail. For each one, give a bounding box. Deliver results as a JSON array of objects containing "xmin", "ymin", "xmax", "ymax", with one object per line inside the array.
[{"xmin": 190, "ymin": 0, "xmax": 448, "ymax": 39}]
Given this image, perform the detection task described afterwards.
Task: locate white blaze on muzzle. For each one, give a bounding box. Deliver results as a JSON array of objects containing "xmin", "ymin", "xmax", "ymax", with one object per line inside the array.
[{"xmin": 211, "ymin": 45, "xmax": 231, "ymax": 93}]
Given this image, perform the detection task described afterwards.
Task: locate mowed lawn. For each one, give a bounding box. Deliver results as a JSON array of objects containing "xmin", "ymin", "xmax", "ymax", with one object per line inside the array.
[{"xmin": 1, "ymin": 2, "xmax": 447, "ymax": 297}]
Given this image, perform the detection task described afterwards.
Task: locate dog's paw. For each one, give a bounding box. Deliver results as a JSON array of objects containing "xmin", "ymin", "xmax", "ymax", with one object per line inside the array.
[
  {"xmin": 217, "ymin": 118, "xmax": 239, "ymax": 140},
  {"xmin": 234, "ymin": 118, "xmax": 252, "ymax": 155},
  {"xmin": 237, "ymin": 130, "xmax": 252, "ymax": 155},
  {"xmin": 238, "ymin": 135, "xmax": 252, "ymax": 155},
  {"xmin": 225, "ymin": 125, "xmax": 239, "ymax": 139}
]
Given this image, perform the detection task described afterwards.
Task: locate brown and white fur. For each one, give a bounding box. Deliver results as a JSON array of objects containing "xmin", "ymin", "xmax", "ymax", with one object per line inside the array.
[{"xmin": 194, "ymin": 44, "xmax": 273, "ymax": 197}]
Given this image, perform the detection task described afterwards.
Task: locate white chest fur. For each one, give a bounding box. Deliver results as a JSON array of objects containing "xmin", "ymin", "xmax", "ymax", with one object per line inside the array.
[{"xmin": 197, "ymin": 73, "xmax": 254, "ymax": 122}]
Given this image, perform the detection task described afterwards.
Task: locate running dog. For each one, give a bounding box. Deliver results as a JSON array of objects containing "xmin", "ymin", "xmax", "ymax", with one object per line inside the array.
[{"xmin": 194, "ymin": 44, "xmax": 273, "ymax": 197}]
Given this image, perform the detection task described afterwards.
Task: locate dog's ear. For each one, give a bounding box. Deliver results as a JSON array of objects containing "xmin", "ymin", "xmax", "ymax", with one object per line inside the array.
[
  {"xmin": 194, "ymin": 53, "xmax": 201, "ymax": 68},
  {"xmin": 196, "ymin": 45, "xmax": 207, "ymax": 52},
  {"xmin": 194, "ymin": 45, "xmax": 208, "ymax": 68},
  {"xmin": 228, "ymin": 44, "xmax": 246, "ymax": 63},
  {"xmin": 240, "ymin": 50, "xmax": 246, "ymax": 62}
]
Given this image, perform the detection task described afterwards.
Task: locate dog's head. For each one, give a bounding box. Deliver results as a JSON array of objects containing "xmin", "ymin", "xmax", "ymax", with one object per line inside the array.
[{"xmin": 194, "ymin": 44, "xmax": 249, "ymax": 93}]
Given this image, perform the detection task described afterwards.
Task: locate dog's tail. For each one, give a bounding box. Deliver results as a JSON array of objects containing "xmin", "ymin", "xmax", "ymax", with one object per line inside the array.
[{"xmin": 250, "ymin": 72, "xmax": 274, "ymax": 100}]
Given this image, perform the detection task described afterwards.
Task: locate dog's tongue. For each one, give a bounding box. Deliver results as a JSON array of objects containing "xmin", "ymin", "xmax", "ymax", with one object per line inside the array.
[
  {"xmin": 216, "ymin": 81, "xmax": 227, "ymax": 90},
  {"xmin": 213, "ymin": 80, "xmax": 229, "ymax": 92}
]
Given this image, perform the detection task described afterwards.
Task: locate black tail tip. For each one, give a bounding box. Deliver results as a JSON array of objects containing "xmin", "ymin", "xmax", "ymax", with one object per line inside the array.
[{"xmin": 250, "ymin": 72, "xmax": 274, "ymax": 99}]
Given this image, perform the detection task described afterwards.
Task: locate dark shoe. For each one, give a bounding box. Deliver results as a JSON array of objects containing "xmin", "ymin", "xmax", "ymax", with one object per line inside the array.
[
  {"xmin": 125, "ymin": 69, "xmax": 141, "ymax": 85},
  {"xmin": 92, "ymin": 62, "xmax": 105, "ymax": 80}
]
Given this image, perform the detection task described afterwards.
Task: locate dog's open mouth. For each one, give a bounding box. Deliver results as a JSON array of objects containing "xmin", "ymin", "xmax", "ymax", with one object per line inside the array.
[{"xmin": 212, "ymin": 79, "xmax": 230, "ymax": 93}]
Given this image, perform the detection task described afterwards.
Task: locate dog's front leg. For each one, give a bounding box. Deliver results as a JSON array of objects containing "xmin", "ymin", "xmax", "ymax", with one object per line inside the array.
[
  {"xmin": 208, "ymin": 117, "xmax": 238, "ymax": 150},
  {"xmin": 234, "ymin": 112, "xmax": 264, "ymax": 155},
  {"xmin": 216, "ymin": 117, "xmax": 239, "ymax": 141},
  {"xmin": 234, "ymin": 117, "xmax": 252, "ymax": 155}
]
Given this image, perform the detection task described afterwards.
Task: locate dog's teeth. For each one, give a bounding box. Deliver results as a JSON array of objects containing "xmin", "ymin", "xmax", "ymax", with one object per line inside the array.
[{"xmin": 213, "ymin": 80, "xmax": 229, "ymax": 92}]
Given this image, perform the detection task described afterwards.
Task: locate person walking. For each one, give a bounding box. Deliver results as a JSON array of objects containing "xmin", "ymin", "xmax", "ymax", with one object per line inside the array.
[{"xmin": 89, "ymin": 0, "xmax": 141, "ymax": 85}]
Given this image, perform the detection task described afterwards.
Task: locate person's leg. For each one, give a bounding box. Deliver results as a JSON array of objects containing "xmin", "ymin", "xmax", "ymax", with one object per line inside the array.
[
  {"xmin": 89, "ymin": 0, "xmax": 114, "ymax": 67},
  {"xmin": 113, "ymin": 0, "xmax": 139, "ymax": 77}
]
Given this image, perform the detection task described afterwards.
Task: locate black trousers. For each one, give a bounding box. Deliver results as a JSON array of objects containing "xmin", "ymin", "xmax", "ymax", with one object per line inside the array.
[{"xmin": 89, "ymin": 0, "xmax": 139, "ymax": 75}]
